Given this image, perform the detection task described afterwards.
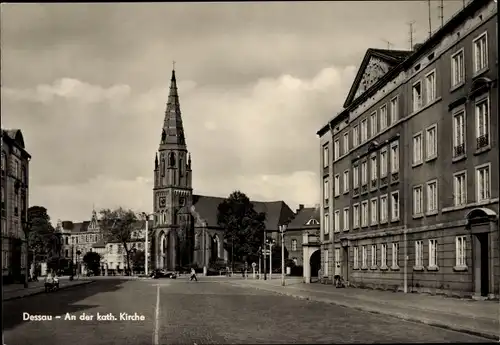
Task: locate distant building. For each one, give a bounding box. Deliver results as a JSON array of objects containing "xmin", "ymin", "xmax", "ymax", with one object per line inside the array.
[
  {"xmin": 1, "ymin": 129, "xmax": 31, "ymax": 283},
  {"xmin": 317, "ymin": 0, "xmax": 498, "ymax": 298},
  {"xmin": 151, "ymin": 68, "xmax": 295, "ymax": 271}
]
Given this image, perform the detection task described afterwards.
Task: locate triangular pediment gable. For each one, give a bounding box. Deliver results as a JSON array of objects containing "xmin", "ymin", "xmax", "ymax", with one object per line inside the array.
[{"xmin": 344, "ymin": 48, "xmax": 411, "ymax": 108}]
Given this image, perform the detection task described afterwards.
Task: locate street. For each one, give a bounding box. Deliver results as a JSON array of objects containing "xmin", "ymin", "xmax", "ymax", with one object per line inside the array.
[{"xmin": 3, "ymin": 278, "xmax": 494, "ymax": 345}]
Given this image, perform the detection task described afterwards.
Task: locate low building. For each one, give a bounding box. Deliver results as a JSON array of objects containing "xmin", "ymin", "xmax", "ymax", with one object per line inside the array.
[
  {"xmin": 317, "ymin": 0, "xmax": 498, "ymax": 298},
  {"xmin": 1, "ymin": 129, "xmax": 31, "ymax": 283}
]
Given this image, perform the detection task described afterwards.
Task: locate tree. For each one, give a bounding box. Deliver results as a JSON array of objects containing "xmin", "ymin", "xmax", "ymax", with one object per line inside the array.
[
  {"xmin": 99, "ymin": 207, "xmax": 138, "ymax": 275},
  {"xmin": 82, "ymin": 251, "xmax": 101, "ymax": 275},
  {"xmin": 217, "ymin": 191, "xmax": 266, "ymax": 269},
  {"xmin": 131, "ymin": 250, "xmax": 145, "ymax": 273}
]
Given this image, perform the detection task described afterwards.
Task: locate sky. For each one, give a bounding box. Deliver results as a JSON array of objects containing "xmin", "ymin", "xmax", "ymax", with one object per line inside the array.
[{"xmin": 1, "ymin": 1, "xmax": 464, "ymax": 223}]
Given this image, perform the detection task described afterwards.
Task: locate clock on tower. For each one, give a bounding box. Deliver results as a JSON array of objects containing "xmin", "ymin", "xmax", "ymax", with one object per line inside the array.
[{"xmin": 159, "ymin": 197, "xmax": 166, "ymax": 208}]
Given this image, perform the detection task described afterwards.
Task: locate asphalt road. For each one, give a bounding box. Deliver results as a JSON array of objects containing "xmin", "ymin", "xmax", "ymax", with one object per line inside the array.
[{"xmin": 3, "ymin": 278, "xmax": 494, "ymax": 345}]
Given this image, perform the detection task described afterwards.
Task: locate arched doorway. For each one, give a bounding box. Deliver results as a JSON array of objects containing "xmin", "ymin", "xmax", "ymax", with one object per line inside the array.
[
  {"xmin": 210, "ymin": 235, "xmax": 218, "ymax": 263},
  {"xmin": 310, "ymin": 250, "xmax": 321, "ymax": 283},
  {"xmin": 465, "ymin": 207, "xmax": 497, "ymax": 298},
  {"xmin": 158, "ymin": 232, "xmax": 167, "ymax": 269}
]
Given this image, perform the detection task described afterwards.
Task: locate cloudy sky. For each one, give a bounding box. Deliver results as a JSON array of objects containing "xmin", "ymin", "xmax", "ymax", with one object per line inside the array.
[{"xmin": 1, "ymin": 2, "xmax": 464, "ymax": 222}]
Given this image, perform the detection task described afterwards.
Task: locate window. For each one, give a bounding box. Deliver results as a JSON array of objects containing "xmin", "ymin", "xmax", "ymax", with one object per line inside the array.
[
  {"xmin": 380, "ymin": 105, "xmax": 388, "ymax": 130},
  {"xmin": 1, "ymin": 152, "xmax": 5, "ymax": 175},
  {"xmin": 334, "ymin": 140, "xmax": 340, "ymax": 160},
  {"xmin": 427, "ymin": 180, "xmax": 438, "ymax": 213},
  {"xmin": 370, "ymin": 198, "xmax": 378, "ymax": 225},
  {"xmin": 370, "ymin": 112, "xmax": 377, "ymax": 136},
  {"xmin": 343, "ymin": 132, "xmax": 349, "ymax": 154},
  {"xmin": 391, "ymin": 191, "xmax": 400, "ymax": 221},
  {"xmin": 352, "ymin": 126, "xmax": 359, "ymax": 147},
  {"xmin": 362, "ymin": 245, "xmax": 367, "ymax": 268},
  {"xmin": 380, "ymin": 195, "xmax": 388, "ymax": 223},
  {"xmin": 361, "ymin": 119, "xmax": 368, "ymax": 142},
  {"xmin": 334, "ymin": 210, "xmax": 340, "ymax": 232},
  {"xmin": 473, "ymin": 32, "xmax": 488, "ymax": 73},
  {"xmin": 323, "ymin": 178, "xmax": 329, "ymax": 203},
  {"xmin": 13, "ymin": 159, "xmax": 19, "ymax": 178},
  {"xmin": 343, "ymin": 170, "xmax": 349, "ymax": 193},
  {"xmin": 323, "ymin": 250, "xmax": 329, "ymax": 276},
  {"xmin": 412, "ymin": 133, "xmax": 423, "ymax": 165},
  {"xmin": 334, "ymin": 174, "xmax": 340, "ymax": 197},
  {"xmin": 390, "ymin": 142, "xmax": 399, "ymax": 173},
  {"xmin": 361, "ymin": 201, "xmax": 369, "ymax": 227},
  {"xmin": 476, "ymin": 164, "xmax": 491, "ymax": 202},
  {"xmin": 392, "ymin": 242, "xmax": 399, "ymax": 268},
  {"xmin": 361, "ymin": 161, "xmax": 368, "ymax": 185},
  {"xmin": 370, "ymin": 155, "xmax": 377, "ymax": 182},
  {"xmin": 343, "ymin": 208, "xmax": 349, "ymax": 231},
  {"xmin": 353, "ymin": 165, "xmax": 359, "ymax": 188},
  {"xmin": 324, "ymin": 213, "xmax": 330, "ymax": 235},
  {"xmin": 475, "ymin": 98, "xmax": 489, "ymax": 149},
  {"xmin": 425, "ymin": 70, "xmax": 436, "ymax": 103},
  {"xmin": 353, "ymin": 247, "xmax": 359, "ymax": 269},
  {"xmin": 390, "ymin": 97, "xmax": 398, "ymax": 123},
  {"xmin": 451, "ymin": 49, "xmax": 464, "ymax": 87},
  {"xmin": 412, "ymin": 81, "xmax": 422, "ymax": 112},
  {"xmin": 323, "ymin": 145, "xmax": 329, "ymax": 168},
  {"xmin": 455, "ymin": 236, "xmax": 466, "ymax": 267},
  {"xmin": 381, "ymin": 244, "xmax": 387, "ymax": 268},
  {"xmin": 353, "ymin": 204, "xmax": 360, "ymax": 229},
  {"xmin": 415, "ymin": 240, "xmax": 424, "ymax": 267},
  {"xmin": 453, "ymin": 109, "xmax": 466, "ymax": 157},
  {"xmin": 413, "ymin": 186, "xmax": 423, "ymax": 215},
  {"xmin": 1, "ymin": 185, "xmax": 4, "ymax": 215},
  {"xmin": 380, "ymin": 148, "xmax": 387, "ymax": 177},
  {"xmin": 453, "ymin": 171, "xmax": 467, "ymax": 206},
  {"xmin": 425, "ymin": 125, "xmax": 437, "ymax": 159},
  {"xmin": 291, "ymin": 239, "xmax": 297, "ymax": 251},
  {"xmin": 428, "ymin": 239, "xmax": 438, "ymax": 268},
  {"xmin": 371, "ymin": 245, "xmax": 377, "ymax": 267}
]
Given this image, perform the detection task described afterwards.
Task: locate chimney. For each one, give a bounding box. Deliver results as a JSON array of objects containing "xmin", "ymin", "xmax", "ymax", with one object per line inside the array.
[
  {"xmin": 413, "ymin": 43, "xmax": 424, "ymax": 51},
  {"xmin": 296, "ymin": 204, "xmax": 305, "ymax": 213}
]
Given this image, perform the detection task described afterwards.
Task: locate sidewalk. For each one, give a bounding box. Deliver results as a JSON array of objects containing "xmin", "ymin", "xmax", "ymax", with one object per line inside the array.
[
  {"xmin": 3, "ymin": 277, "xmax": 94, "ymax": 301},
  {"xmin": 230, "ymin": 277, "xmax": 500, "ymax": 341}
]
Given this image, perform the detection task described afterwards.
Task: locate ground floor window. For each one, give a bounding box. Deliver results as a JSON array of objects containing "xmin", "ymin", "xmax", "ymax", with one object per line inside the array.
[{"xmin": 455, "ymin": 236, "xmax": 466, "ymax": 267}]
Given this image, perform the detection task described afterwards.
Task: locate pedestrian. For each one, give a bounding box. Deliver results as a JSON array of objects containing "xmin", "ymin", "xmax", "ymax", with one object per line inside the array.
[{"xmin": 190, "ymin": 268, "xmax": 197, "ymax": 281}]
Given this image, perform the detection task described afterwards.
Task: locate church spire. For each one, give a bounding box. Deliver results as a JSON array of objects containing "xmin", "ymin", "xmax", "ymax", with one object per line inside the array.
[{"xmin": 159, "ymin": 66, "xmax": 186, "ymax": 151}]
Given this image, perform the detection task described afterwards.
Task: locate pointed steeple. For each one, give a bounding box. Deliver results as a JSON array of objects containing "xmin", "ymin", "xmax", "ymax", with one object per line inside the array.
[
  {"xmin": 89, "ymin": 205, "xmax": 99, "ymax": 231},
  {"xmin": 159, "ymin": 67, "xmax": 186, "ymax": 150}
]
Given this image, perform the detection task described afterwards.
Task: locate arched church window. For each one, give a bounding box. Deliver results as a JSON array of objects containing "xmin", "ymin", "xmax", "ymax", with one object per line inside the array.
[
  {"xmin": 161, "ymin": 158, "xmax": 165, "ymax": 177},
  {"xmin": 194, "ymin": 232, "xmax": 200, "ymax": 248},
  {"xmin": 179, "ymin": 158, "xmax": 183, "ymax": 176},
  {"xmin": 214, "ymin": 235, "xmax": 221, "ymax": 258},
  {"xmin": 161, "ymin": 129, "xmax": 166, "ymax": 142},
  {"xmin": 169, "ymin": 152, "xmax": 176, "ymax": 167}
]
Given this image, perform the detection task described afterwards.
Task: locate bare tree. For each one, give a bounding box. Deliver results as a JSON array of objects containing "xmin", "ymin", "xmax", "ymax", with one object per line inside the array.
[{"xmin": 99, "ymin": 207, "xmax": 137, "ymax": 275}]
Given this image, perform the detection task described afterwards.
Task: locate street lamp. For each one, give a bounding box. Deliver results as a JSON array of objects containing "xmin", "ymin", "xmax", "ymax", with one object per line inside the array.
[
  {"xmin": 139, "ymin": 212, "xmax": 154, "ymax": 276},
  {"xmin": 279, "ymin": 224, "xmax": 287, "ymax": 286},
  {"xmin": 21, "ymin": 218, "xmax": 32, "ymax": 288},
  {"xmin": 76, "ymin": 250, "xmax": 82, "ymax": 278},
  {"xmin": 266, "ymin": 238, "xmax": 276, "ymax": 280}
]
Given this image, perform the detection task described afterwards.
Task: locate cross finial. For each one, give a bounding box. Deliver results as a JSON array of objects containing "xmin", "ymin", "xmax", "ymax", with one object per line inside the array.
[{"xmin": 172, "ymin": 60, "xmax": 176, "ymax": 70}]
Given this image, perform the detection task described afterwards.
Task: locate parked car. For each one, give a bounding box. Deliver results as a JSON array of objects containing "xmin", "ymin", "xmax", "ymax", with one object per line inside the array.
[{"xmin": 150, "ymin": 269, "xmax": 177, "ymax": 279}]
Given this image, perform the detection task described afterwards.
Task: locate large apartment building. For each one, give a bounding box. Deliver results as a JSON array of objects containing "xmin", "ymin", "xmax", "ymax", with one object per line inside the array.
[
  {"xmin": 317, "ymin": 0, "xmax": 498, "ymax": 298},
  {"xmin": 1, "ymin": 129, "xmax": 31, "ymax": 283}
]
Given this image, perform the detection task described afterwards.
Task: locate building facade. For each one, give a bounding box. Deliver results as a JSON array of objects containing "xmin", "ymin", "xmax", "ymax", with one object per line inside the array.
[
  {"xmin": 317, "ymin": 0, "xmax": 498, "ymax": 298},
  {"xmin": 150, "ymin": 69, "xmax": 296, "ymax": 272},
  {"xmin": 1, "ymin": 129, "xmax": 30, "ymax": 282}
]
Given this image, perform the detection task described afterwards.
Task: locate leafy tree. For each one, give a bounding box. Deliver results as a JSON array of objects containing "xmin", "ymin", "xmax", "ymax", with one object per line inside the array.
[
  {"xmin": 82, "ymin": 251, "xmax": 101, "ymax": 275},
  {"xmin": 131, "ymin": 250, "xmax": 145, "ymax": 273},
  {"xmin": 217, "ymin": 191, "xmax": 266, "ymax": 268},
  {"xmin": 27, "ymin": 206, "xmax": 58, "ymax": 263},
  {"xmin": 99, "ymin": 207, "xmax": 138, "ymax": 274}
]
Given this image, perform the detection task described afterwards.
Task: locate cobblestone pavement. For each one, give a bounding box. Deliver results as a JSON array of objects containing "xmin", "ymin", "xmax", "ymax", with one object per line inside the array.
[{"xmin": 3, "ymin": 279, "xmax": 494, "ymax": 345}]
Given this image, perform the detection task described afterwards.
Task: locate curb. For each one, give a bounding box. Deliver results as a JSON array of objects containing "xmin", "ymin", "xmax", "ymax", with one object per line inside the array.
[
  {"xmin": 3, "ymin": 281, "xmax": 95, "ymax": 302},
  {"xmin": 231, "ymin": 282, "xmax": 499, "ymax": 341}
]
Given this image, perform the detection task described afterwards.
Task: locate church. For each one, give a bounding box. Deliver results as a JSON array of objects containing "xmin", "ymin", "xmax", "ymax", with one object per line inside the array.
[{"xmin": 150, "ymin": 69, "xmax": 296, "ymax": 272}]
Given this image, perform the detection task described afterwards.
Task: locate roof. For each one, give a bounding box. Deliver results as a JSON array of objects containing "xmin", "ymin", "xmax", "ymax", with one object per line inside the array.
[
  {"xmin": 317, "ymin": 0, "xmax": 492, "ymax": 137},
  {"xmin": 192, "ymin": 194, "xmax": 295, "ymax": 231},
  {"xmin": 63, "ymin": 219, "xmax": 152, "ymax": 233},
  {"xmin": 287, "ymin": 207, "xmax": 320, "ymax": 230},
  {"xmin": 92, "ymin": 240, "xmax": 106, "ymax": 248},
  {"xmin": 2, "ymin": 129, "xmax": 30, "ymax": 156}
]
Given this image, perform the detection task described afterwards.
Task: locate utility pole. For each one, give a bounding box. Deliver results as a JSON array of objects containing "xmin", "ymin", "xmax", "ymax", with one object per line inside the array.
[
  {"xmin": 438, "ymin": 0, "xmax": 444, "ymax": 28},
  {"xmin": 408, "ymin": 21, "xmax": 416, "ymax": 50},
  {"xmin": 427, "ymin": 0, "xmax": 432, "ymax": 39},
  {"xmin": 279, "ymin": 225, "xmax": 287, "ymax": 286},
  {"xmin": 263, "ymin": 230, "xmax": 267, "ymax": 280}
]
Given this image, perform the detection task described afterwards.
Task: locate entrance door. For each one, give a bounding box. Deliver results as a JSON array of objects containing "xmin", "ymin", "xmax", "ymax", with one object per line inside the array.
[
  {"xmin": 342, "ymin": 247, "xmax": 349, "ymax": 281},
  {"xmin": 478, "ymin": 233, "xmax": 489, "ymax": 297},
  {"xmin": 334, "ymin": 249, "xmax": 341, "ymax": 276}
]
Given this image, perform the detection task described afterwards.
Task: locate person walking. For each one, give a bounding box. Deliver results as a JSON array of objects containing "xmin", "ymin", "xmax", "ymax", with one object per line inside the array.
[{"xmin": 190, "ymin": 268, "xmax": 198, "ymax": 281}]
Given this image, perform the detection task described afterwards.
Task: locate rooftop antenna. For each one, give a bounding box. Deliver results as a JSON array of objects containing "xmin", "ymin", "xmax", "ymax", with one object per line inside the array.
[
  {"xmin": 427, "ymin": 0, "xmax": 432, "ymax": 38},
  {"xmin": 408, "ymin": 21, "xmax": 416, "ymax": 50},
  {"xmin": 381, "ymin": 39, "xmax": 393, "ymax": 50},
  {"xmin": 438, "ymin": 0, "xmax": 444, "ymax": 28}
]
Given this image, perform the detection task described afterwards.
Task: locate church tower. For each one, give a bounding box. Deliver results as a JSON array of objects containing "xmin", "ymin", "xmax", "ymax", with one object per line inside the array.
[{"xmin": 152, "ymin": 68, "xmax": 193, "ymax": 271}]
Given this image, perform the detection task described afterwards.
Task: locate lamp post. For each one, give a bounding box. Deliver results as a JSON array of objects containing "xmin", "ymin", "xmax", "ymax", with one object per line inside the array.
[
  {"xmin": 76, "ymin": 250, "xmax": 81, "ymax": 278},
  {"xmin": 267, "ymin": 239, "xmax": 275, "ymax": 280},
  {"xmin": 21, "ymin": 218, "xmax": 31, "ymax": 288},
  {"xmin": 279, "ymin": 225, "xmax": 287, "ymax": 286},
  {"xmin": 140, "ymin": 212, "xmax": 154, "ymax": 276}
]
